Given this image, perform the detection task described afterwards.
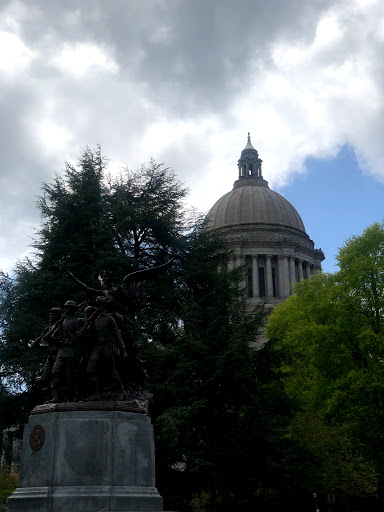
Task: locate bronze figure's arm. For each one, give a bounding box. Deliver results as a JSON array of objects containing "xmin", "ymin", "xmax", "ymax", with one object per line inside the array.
[{"xmin": 63, "ymin": 268, "xmax": 99, "ymax": 295}]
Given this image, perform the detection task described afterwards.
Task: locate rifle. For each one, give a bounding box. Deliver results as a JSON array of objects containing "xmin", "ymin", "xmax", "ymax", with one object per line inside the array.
[
  {"xmin": 29, "ymin": 324, "xmax": 51, "ymax": 348},
  {"xmin": 76, "ymin": 308, "xmax": 98, "ymax": 338},
  {"xmin": 42, "ymin": 301, "xmax": 87, "ymax": 342},
  {"xmin": 29, "ymin": 310, "xmax": 71, "ymax": 348}
]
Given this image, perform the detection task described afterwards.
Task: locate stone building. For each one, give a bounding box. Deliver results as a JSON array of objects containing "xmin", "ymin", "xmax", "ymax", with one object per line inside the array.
[{"xmin": 207, "ymin": 134, "xmax": 324, "ymax": 308}]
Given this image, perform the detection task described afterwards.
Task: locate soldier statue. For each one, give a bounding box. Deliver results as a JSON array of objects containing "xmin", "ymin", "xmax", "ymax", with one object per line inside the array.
[
  {"xmin": 86, "ymin": 296, "xmax": 128, "ymax": 401},
  {"xmin": 30, "ymin": 307, "xmax": 63, "ymax": 396},
  {"xmin": 63, "ymin": 262, "xmax": 172, "ymax": 391},
  {"xmin": 49, "ymin": 300, "xmax": 85, "ymax": 403}
]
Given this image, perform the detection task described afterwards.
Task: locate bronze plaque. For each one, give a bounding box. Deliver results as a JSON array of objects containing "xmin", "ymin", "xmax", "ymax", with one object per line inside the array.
[{"xmin": 29, "ymin": 424, "xmax": 45, "ymax": 452}]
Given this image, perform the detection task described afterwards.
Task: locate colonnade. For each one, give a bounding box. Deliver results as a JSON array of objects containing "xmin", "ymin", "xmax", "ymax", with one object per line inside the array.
[{"xmin": 231, "ymin": 253, "xmax": 318, "ymax": 299}]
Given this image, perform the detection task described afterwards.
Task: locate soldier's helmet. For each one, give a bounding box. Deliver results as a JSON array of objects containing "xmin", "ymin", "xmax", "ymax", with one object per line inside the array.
[
  {"xmin": 64, "ymin": 300, "xmax": 77, "ymax": 308},
  {"xmin": 49, "ymin": 307, "xmax": 62, "ymax": 321},
  {"xmin": 96, "ymin": 296, "xmax": 107, "ymax": 304}
]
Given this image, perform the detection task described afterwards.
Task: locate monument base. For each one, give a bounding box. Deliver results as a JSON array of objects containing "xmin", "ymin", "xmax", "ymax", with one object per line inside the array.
[{"xmin": 6, "ymin": 403, "xmax": 163, "ymax": 511}]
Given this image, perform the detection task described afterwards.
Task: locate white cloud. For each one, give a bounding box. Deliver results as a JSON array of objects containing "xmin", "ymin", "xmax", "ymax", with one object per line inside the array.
[
  {"xmin": 0, "ymin": 31, "xmax": 34, "ymax": 76},
  {"xmin": 313, "ymin": 13, "xmax": 342, "ymax": 48},
  {"xmin": 220, "ymin": 1, "xmax": 384, "ymax": 190},
  {"xmin": 36, "ymin": 120, "xmax": 73, "ymax": 155},
  {"xmin": 0, "ymin": 0, "xmax": 384, "ymax": 272},
  {"xmin": 53, "ymin": 42, "xmax": 119, "ymax": 77}
]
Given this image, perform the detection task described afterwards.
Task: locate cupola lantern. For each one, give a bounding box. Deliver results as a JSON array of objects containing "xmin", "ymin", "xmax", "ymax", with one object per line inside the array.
[{"xmin": 237, "ymin": 133, "xmax": 263, "ymax": 179}]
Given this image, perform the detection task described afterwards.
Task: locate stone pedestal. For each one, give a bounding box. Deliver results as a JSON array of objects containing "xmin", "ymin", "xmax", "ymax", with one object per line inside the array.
[{"xmin": 6, "ymin": 403, "xmax": 163, "ymax": 511}]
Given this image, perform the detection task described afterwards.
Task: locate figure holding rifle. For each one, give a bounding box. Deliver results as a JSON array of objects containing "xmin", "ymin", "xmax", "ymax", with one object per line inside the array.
[
  {"xmin": 49, "ymin": 300, "xmax": 85, "ymax": 403},
  {"xmin": 30, "ymin": 307, "xmax": 63, "ymax": 396}
]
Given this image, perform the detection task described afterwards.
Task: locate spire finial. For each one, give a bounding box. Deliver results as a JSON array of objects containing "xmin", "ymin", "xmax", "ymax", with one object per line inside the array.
[{"xmin": 244, "ymin": 132, "xmax": 255, "ymax": 150}]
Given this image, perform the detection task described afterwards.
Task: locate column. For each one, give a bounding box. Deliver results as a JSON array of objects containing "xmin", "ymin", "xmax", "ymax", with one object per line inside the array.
[
  {"xmin": 289, "ymin": 256, "xmax": 296, "ymax": 293},
  {"xmin": 283, "ymin": 255, "xmax": 290, "ymax": 297},
  {"xmin": 298, "ymin": 259, "xmax": 304, "ymax": 280},
  {"xmin": 266, "ymin": 255, "xmax": 273, "ymax": 298},
  {"xmin": 237, "ymin": 254, "xmax": 247, "ymax": 292},
  {"xmin": 305, "ymin": 262, "xmax": 311, "ymax": 280},
  {"xmin": 252, "ymin": 255, "xmax": 259, "ymax": 298},
  {"xmin": 277, "ymin": 256, "xmax": 284, "ymax": 297}
]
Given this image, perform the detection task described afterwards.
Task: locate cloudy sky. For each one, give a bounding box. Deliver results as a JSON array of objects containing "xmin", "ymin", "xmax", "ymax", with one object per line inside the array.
[{"xmin": 1, "ymin": 0, "xmax": 384, "ymax": 274}]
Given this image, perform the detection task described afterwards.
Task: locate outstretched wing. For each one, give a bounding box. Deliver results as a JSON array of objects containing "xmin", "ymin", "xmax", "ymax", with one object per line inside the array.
[{"xmin": 122, "ymin": 260, "xmax": 173, "ymax": 297}]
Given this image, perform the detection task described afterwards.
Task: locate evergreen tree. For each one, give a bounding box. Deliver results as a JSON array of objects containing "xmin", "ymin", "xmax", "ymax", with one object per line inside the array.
[
  {"xmin": 144, "ymin": 223, "xmax": 300, "ymax": 511},
  {"xmin": 0, "ymin": 149, "xmax": 308, "ymax": 511},
  {"xmin": 0, "ymin": 148, "xmax": 116, "ymax": 392},
  {"xmin": 0, "ymin": 149, "xmax": 186, "ymax": 395},
  {"xmin": 35, "ymin": 145, "xmax": 115, "ymax": 272},
  {"xmin": 108, "ymin": 160, "xmax": 188, "ymax": 268}
]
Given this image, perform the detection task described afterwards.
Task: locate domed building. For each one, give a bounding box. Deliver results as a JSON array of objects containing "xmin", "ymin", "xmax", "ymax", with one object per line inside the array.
[{"xmin": 207, "ymin": 134, "xmax": 324, "ymax": 307}]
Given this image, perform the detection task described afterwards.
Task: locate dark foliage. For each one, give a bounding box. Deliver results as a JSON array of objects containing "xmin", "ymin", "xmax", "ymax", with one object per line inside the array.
[
  {"xmin": 142, "ymin": 224, "xmax": 306, "ymax": 511},
  {"xmin": 0, "ymin": 147, "xmax": 318, "ymax": 511}
]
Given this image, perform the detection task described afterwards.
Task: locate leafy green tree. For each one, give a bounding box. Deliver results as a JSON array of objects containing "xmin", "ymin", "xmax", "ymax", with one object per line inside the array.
[
  {"xmin": 337, "ymin": 221, "xmax": 384, "ymax": 333},
  {"xmin": 267, "ymin": 223, "xmax": 384, "ymax": 507}
]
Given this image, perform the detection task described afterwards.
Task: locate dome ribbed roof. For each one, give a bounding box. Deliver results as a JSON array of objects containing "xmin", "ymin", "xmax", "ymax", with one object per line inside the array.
[{"xmin": 207, "ymin": 179, "xmax": 306, "ymax": 233}]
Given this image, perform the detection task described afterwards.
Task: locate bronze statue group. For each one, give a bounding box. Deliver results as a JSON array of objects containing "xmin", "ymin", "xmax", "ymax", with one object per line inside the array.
[{"xmin": 31, "ymin": 265, "xmax": 169, "ymax": 403}]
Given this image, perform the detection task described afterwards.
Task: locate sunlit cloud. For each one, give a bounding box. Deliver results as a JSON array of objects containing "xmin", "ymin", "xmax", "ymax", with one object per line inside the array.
[
  {"xmin": 53, "ymin": 42, "xmax": 119, "ymax": 77},
  {"xmin": 0, "ymin": 0, "xmax": 384, "ymax": 274},
  {"xmin": 0, "ymin": 31, "xmax": 34, "ymax": 76},
  {"xmin": 36, "ymin": 120, "xmax": 73, "ymax": 154}
]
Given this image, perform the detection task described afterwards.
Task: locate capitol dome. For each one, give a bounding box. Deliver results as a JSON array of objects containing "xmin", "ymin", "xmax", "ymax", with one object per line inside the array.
[
  {"xmin": 207, "ymin": 134, "xmax": 324, "ymax": 305},
  {"xmin": 208, "ymin": 179, "xmax": 306, "ymax": 233}
]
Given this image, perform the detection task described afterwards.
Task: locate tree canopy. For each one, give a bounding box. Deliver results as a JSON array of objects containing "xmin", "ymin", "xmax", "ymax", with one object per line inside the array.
[
  {"xmin": 267, "ymin": 221, "xmax": 384, "ymax": 510},
  {"xmin": 6, "ymin": 147, "xmax": 384, "ymax": 511},
  {"xmin": 0, "ymin": 147, "xmax": 188, "ymax": 393},
  {"xmin": 143, "ymin": 224, "xmax": 306, "ymax": 511},
  {"xmin": 1, "ymin": 147, "xmax": 296, "ymax": 511}
]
